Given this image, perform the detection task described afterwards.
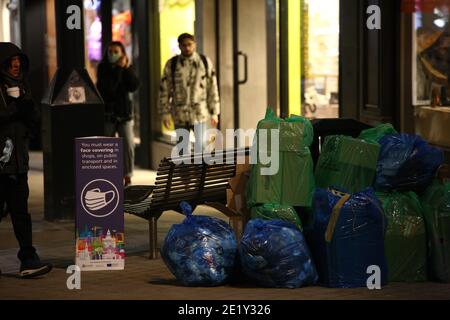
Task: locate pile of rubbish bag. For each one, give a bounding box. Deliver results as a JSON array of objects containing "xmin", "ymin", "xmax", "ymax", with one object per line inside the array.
[
  {"xmin": 160, "ymin": 118, "xmax": 450, "ymax": 289},
  {"xmin": 160, "ymin": 202, "xmax": 238, "ymax": 287},
  {"xmin": 240, "ymin": 219, "xmax": 318, "ymax": 288}
]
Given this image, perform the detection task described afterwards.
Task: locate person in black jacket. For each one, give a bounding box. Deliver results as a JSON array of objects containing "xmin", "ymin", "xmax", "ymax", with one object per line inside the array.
[
  {"xmin": 0, "ymin": 42, "xmax": 52, "ymax": 278},
  {"xmin": 96, "ymin": 41, "xmax": 139, "ymax": 186}
]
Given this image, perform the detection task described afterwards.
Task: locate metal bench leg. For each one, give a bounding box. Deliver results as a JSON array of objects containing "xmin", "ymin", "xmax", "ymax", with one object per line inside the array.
[{"xmin": 149, "ymin": 217, "xmax": 158, "ymax": 259}]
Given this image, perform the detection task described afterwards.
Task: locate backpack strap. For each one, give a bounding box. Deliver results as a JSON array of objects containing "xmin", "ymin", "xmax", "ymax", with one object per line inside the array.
[
  {"xmin": 170, "ymin": 55, "xmax": 179, "ymax": 90},
  {"xmin": 170, "ymin": 54, "xmax": 210, "ymax": 88},
  {"xmin": 199, "ymin": 54, "xmax": 209, "ymax": 75}
]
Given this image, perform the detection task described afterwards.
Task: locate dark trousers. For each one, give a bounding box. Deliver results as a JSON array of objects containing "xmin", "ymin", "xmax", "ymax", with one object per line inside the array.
[
  {"xmin": 105, "ymin": 120, "xmax": 135, "ymax": 177},
  {"xmin": 0, "ymin": 174, "xmax": 36, "ymax": 262}
]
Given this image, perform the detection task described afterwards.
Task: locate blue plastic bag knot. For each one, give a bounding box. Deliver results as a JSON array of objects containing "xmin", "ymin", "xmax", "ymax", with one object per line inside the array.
[{"xmin": 180, "ymin": 201, "xmax": 193, "ymax": 217}]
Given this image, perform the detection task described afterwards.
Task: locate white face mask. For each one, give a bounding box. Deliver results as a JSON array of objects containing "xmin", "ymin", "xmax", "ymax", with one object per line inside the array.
[
  {"xmin": 6, "ymin": 86, "xmax": 20, "ymax": 98},
  {"xmin": 85, "ymin": 189, "xmax": 115, "ymax": 211}
]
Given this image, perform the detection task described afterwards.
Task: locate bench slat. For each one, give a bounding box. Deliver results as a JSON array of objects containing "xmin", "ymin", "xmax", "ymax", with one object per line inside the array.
[
  {"xmin": 155, "ymin": 170, "xmax": 236, "ymax": 185},
  {"xmin": 150, "ymin": 184, "xmax": 228, "ymax": 200},
  {"xmin": 152, "ymin": 184, "xmax": 227, "ymax": 202},
  {"xmin": 165, "ymin": 150, "xmax": 249, "ymax": 163},
  {"xmin": 155, "ymin": 164, "xmax": 236, "ymax": 177},
  {"xmin": 152, "ymin": 180, "xmax": 230, "ymax": 195},
  {"xmin": 158, "ymin": 160, "xmax": 239, "ymax": 168},
  {"xmin": 153, "ymin": 177, "xmax": 231, "ymax": 190},
  {"xmin": 153, "ymin": 187, "xmax": 228, "ymax": 198}
]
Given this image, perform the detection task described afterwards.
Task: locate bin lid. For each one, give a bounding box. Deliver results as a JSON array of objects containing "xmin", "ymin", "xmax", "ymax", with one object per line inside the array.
[{"xmin": 42, "ymin": 68, "xmax": 103, "ymax": 106}]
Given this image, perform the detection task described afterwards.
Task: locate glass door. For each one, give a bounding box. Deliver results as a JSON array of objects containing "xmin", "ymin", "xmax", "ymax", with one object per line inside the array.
[
  {"xmin": 158, "ymin": 0, "xmax": 196, "ymax": 144},
  {"xmin": 233, "ymin": 0, "xmax": 271, "ymax": 132}
]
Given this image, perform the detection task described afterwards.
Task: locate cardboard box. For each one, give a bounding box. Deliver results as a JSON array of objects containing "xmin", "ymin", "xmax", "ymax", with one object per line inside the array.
[
  {"xmin": 234, "ymin": 156, "xmax": 252, "ymax": 176},
  {"xmin": 229, "ymin": 170, "xmax": 250, "ymax": 194},
  {"xmin": 227, "ymin": 164, "xmax": 251, "ymax": 222}
]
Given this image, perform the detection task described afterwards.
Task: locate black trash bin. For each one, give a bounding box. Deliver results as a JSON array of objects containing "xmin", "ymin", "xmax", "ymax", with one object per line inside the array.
[{"xmin": 41, "ymin": 69, "xmax": 104, "ymax": 220}]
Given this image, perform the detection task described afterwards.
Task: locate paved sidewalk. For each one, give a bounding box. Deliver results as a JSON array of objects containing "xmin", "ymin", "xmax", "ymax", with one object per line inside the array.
[{"xmin": 0, "ymin": 153, "xmax": 449, "ymax": 300}]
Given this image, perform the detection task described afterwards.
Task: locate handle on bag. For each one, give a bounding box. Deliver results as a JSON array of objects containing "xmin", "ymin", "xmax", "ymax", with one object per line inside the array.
[{"xmin": 325, "ymin": 193, "xmax": 351, "ymax": 243}]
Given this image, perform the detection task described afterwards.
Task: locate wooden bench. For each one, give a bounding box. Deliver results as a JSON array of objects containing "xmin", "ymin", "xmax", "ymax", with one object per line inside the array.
[{"xmin": 124, "ymin": 148, "xmax": 249, "ymax": 259}]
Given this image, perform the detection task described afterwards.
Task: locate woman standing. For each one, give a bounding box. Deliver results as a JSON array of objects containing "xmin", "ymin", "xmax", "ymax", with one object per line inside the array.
[{"xmin": 97, "ymin": 41, "xmax": 139, "ymax": 186}]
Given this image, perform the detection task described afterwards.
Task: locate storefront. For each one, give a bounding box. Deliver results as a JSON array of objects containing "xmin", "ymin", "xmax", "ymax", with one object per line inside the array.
[
  {"xmin": 22, "ymin": 0, "xmax": 450, "ymax": 169},
  {"xmin": 2, "ymin": 0, "xmax": 343, "ymax": 169},
  {"xmin": 148, "ymin": 0, "xmax": 341, "ymax": 169},
  {"xmin": 401, "ymin": 0, "xmax": 450, "ymax": 158}
]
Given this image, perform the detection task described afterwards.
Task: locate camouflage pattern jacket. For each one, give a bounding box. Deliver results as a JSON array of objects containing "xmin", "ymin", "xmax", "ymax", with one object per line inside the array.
[{"xmin": 158, "ymin": 52, "xmax": 220, "ymax": 126}]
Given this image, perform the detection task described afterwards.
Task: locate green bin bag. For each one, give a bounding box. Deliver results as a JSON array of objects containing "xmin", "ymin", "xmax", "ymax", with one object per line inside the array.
[
  {"xmin": 359, "ymin": 123, "xmax": 397, "ymax": 143},
  {"xmin": 246, "ymin": 109, "xmax": 315, "ymax": 208},
  {"xmin": 376, "ymin": 192, "xmax": 427, "ymax": 282},
  {"xmin": 422, "ymin": 180, "xmax": 450, "ymax": 282},
  {"xmin": 315, "ymin": 135, "xmax": 380, "ymax": 194},
  {"xmin": 246, "ymin": 110, "xmax": 282, "ymax": 206},
  {"xmin": 280, "ymin": 114, "xmax": 314, "ymax": 151},
  {"xmin": 251, "ymin": 204, "xmax": 302, "ymax": 231}
]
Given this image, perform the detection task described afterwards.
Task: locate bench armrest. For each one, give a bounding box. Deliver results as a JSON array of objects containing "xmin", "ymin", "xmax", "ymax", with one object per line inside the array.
[{"xmin": 124, "ymin": 185, "xmax": 155, "ymax": 205}]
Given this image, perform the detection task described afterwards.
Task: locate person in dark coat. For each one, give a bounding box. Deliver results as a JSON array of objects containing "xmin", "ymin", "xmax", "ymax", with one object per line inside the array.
[
  {"xmin": 96, "ymin": 41, "xmax": 139, "ymax": 187},
  {"xmin": 0, "ymin": 42, "xmax": 52, "ymax": 278}
]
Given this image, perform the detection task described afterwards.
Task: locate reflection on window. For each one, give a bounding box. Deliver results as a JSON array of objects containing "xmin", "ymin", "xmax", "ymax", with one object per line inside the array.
[
  {"xmin": 84, "ymin": 0, "xmax": 102, "ymax": 83},
  {"xmin": 113, "ymin": 0, "xmax": 132, "ymax": 59},
  {"xmin": 302, "ymin": 0, "xmax": 339, "ymax": 119},
  {"xmin": 112, "ymin": 0, "xmax": 139, "ymax": 144},
  {"xmin": 414, "ymin": 5, "xmax": 450, "ymax": 106},
  {"xmin": 159, "ymin": 0, "xmax": 196, "ymax": 143}
]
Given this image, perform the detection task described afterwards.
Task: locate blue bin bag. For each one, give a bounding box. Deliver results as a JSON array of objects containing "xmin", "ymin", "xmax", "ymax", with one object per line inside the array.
[
  {"xmin": 375, "ymin": 134, "xmax": 444, "ymax": 192},
  {"xmin": 240, "ymin": 219, "xmax": 318, "ymax": 288},
  {"xmin": 160, "ymin": 202, "xmax": 238, "ymax": 287},
  {"xmin": 305, "ymin": 188, "xmax": 388, "ymax": 288}
]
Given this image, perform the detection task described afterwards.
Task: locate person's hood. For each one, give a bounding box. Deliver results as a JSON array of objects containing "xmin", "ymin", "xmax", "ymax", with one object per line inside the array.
[{"xmin": 0, "ymin": 42, "xmax": 29, "ymax": 75}]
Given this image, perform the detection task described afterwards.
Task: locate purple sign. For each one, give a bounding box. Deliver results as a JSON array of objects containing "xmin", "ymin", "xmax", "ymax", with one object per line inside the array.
[{"xmin": 75, "ymin": 137, "xmax": 124, "ymax": 271}]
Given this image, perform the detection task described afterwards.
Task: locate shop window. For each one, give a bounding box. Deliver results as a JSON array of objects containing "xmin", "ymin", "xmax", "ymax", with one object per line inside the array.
[
  {"xmin": 413, "ymin": 4, "xmax": 450, "ymax": 106},
  {"xmin": 1, "ymin": 0, "xmax": 11, "ymax": 42},
  {"xmin": 112, "ymin": 0, "xmax": 138, "ymax": 144},
  {"xmin": 158, "ymin": 0, "xmax": 196, "ymax": 144},
  {"xmin": 112, "ymin": 0, "xmax": 133, "ymax": 59},
  {"xmin": 84, "ymin": 0, "xmax": 102, "ymax": 83},
  {"xmin": 302, "ymin": 0, "xmax": 339, "ymax": 119},
  {"xmin": 409, "ymin": 1, "xmax": 450, "ymax": 149}
]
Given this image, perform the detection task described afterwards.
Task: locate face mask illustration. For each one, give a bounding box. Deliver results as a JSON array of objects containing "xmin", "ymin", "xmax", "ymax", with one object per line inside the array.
[{"xmin": 84, "ymin": 188, "xmax": 116, "ymax": 211}]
